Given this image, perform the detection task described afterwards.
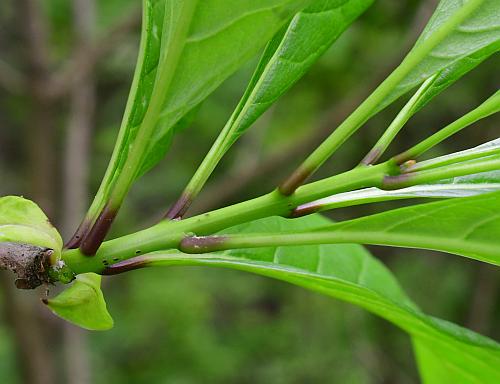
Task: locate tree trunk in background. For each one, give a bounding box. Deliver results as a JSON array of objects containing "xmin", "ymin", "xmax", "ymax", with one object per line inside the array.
[
  {"xmin": 21, "ymin": 0, "xmax": 57, "ymax": 218},
  {"xmin": 0, "ymin": 1, "xmax": 58, "ymax": 383},
  {"xmin": 61, "ymin": 1, "xmax": 96, "ymax": 384}
]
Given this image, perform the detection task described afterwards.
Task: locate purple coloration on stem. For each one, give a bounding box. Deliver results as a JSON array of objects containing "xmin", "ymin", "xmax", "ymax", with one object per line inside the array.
[
  {"xmin": 393, "ymin": 151, "xmax": 412, "ymax": 165},
  {"xmin": 79, "ymin": 204, "xmax": 118, "ymax": 256},
  {"xmin": 381, "ymin": 173, "xmax": 413, "ymax": 190},
  {"xmin": 180, "ymin": 235, "xmax": 228, "ymax": 254},
  {"xmin": 279, "ymin": 166, "xmax": 313, "ymax": 196},
  {"xmin": 102, "ymin": 256, "xmax": 151, "ymax": 275},
  {"xmin": 165, "ymin": 192, "xmax": 193, "ymax": 220},
  {"xmin": 289, "ymin": 204, "xmax": 320, "ymax": 218},
  {"xmin": 360, "ymin": 148, "xmax": 382, "ymax": 166},
  {"xmin": 64, "ymin": 219, "xmax": 91, "ymax": 249}
]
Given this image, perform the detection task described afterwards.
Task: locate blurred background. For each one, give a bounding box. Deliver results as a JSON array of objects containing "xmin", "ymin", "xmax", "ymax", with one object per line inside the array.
[{"xmin": 0, "ymin": 0, "xmax": 499, "ymax": 383}]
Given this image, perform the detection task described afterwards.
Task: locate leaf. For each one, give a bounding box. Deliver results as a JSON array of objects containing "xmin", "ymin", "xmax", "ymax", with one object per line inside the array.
[
  {"xmin": 167, "ymin": 0, "xmax": 375, "ymax": 218},
  {"xmin": 224, "ymin": 192, "xmax": 500, "ymax": 265},
  {"xmin": 0, "ymin": 196, "xmax": 62, "ymax": 260},
  {"xmin": 376, "ymin": 0, "xmax": 500, "ymax": 114},
  {"xmin": 133, "ymin": 215, "xmax": 500, "ymax": 382},
  {"xmin": 294, "ymin": 182, "xmax": 500, "ymax": 213},
  {"xmin": 280, "ymin": 0, "xmax": 500, "ymax": 192},
  {"xmin": 409, "ymin": 45, "xmax": 498, "ymax": 115},
  {"xmin": 218, "ymin": 0, "xmax": 374, "ymax": 150},
  {"xmin": 46, "ymin": 273, "xmax": 114, "ymax": 331},
  {"xmin": 89, "ymin": 0, "xmax": 313, "ymax": 208}
]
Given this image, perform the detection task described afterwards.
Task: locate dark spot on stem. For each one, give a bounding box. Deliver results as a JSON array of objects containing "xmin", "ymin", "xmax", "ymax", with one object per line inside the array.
[
  {"xmin": 102, "ymin": 256, "xmax": 151, "ymax": 275},
  {"xmin": 79, "ymin": 204, "xmax": 118, "ymax": 256},
  {"xmin": 279, "ymin": 166, "xmax": 313, "ymax": 196}
]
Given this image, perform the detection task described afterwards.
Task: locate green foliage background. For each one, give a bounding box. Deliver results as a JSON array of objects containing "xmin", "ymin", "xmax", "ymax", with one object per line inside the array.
[{"xmin": 0, "ymin": 0, "xmax": 498, "ymax": 383}]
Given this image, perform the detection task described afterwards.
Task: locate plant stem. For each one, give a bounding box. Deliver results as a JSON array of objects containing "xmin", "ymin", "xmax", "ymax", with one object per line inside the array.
[
  {"xmin": 292, "ymin": 183, "xmax": 500, "ymax": 216},
  {"xmin": 406, "ymin": 143, "xmax": 500, "ymax": 173},
  {"xmin": 361, "ymin": 74, "xmax": 438, "ymax": 165},
  {"xmin": 62, "ymin": 163, "xmax": 392, "ymax": 274},
  {"xmin": 395, "ymin": 90, "xmax": 500, "ymax": 164},
  {"xmin": 383, "ymin": 155, "xmax": 500, "ymax": 190},
  {"xmin": 166, "ymin": 117, "xmax": 235, "ymax": 219},
  {"xmin": 72, "ymin": 2, "xmax": 199, "ymax": 255},
  {"xmin": 279, "ymin": 0, "xmax": 484, "ymax": 195},
  {"xmin": 62, "ymin": 151, "xmax": 500, "ymax": 275}
]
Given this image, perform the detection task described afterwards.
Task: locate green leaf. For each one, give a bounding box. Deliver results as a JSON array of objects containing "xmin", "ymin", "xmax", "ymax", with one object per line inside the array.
[
  {"xmin": 86, "ymin": 0, "xmax": 313, "ymax": 213},
  {"xmin": 171, "ymin": 0, "xmax": 374, "ymax": 217},
  {"xmin": 214, "ymin": 192, "xmax": 500, "ymax": 265},
  {"xmin": 287, "ymin": 0, "xmax": 500, "ymax": 190},
  {"xmin": 46, "ymin": 273, "xmax": 113, "ymax": 331},
  {"xmin": 376, "ymin": 0, "xmax": 500, "ymax": 114},
  {"xmin": 0, "ymin": 196, "xmax": 62, "ymax": 260},
  {"xmin": 219, "ymin": 0, "xmax": 373, "ymax": 150},
  {"xmin": 137, "ymin": 215, "xmax": 500, "ymax": 382}
]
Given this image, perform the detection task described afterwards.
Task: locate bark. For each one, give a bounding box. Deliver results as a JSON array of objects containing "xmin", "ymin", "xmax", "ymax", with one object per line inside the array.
[{"xmin": 0, "ymin": 243, "xmax": 53, "ymax": 289}]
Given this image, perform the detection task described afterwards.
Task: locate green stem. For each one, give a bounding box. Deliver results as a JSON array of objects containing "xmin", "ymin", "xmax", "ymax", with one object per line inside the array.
[
  {"xmin": 383, "ymin": 155, "xmax": 500, "ymax": 190},
  {"xmin": 72, "ymin": 2, "xmax": 199, "ymax": 255},
  {"xmin": 62, "ymin": 151, "xmax": 500, "ymax": 275},
  {"xmin": 166, "ymin": 117, "xmax": 235, "ymax": 219},
  {"xmin": 406, "ymin": 143, "xmax": 500, "ymax": 173},
  {"xmin": 395, "ymin": 90, "xmax": 500, "ymax": 164},
  {"xmin": 109, "ymin": 1, "xmax": 198, "ymax": 205},
  {"xmin": 279, "ymin": 0, "xmax": 484, "ymax": 195},
  {"xmin": 292, "ymin": 183, "xmax": 500, "ymax": 216},
  {"xmin": 361, "ymin": 74, "xmax": 438, "ymax": 165},
  {"xmin": 62, "ymin": 163, "xmax": 392, "ymax": 274}
]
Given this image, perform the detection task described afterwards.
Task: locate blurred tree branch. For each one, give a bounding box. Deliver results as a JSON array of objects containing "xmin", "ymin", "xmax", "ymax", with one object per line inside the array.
[
  {"xmin": 60, "ymin": 0, "xmax": 98, "ymax": 383},
  {"xmin": 0, "ymin": 5, "xmax": 140, "ymax": 100},
  {"xmin": 0, "ymin": 59, "xmax": 26, "ymax": 94},
  {"xmin": 46, "ymin": 6, "xmax": 141, "ymax": 100}
]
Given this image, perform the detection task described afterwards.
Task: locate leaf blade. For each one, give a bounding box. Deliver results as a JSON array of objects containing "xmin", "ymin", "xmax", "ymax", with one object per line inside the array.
[
  {"xmin": 46, "ymin": 273, "xmax": 114, "ymax": 331},
  {"xmin": 125, "ymin": 215, "xmax": 500, "ymax": 382}
]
